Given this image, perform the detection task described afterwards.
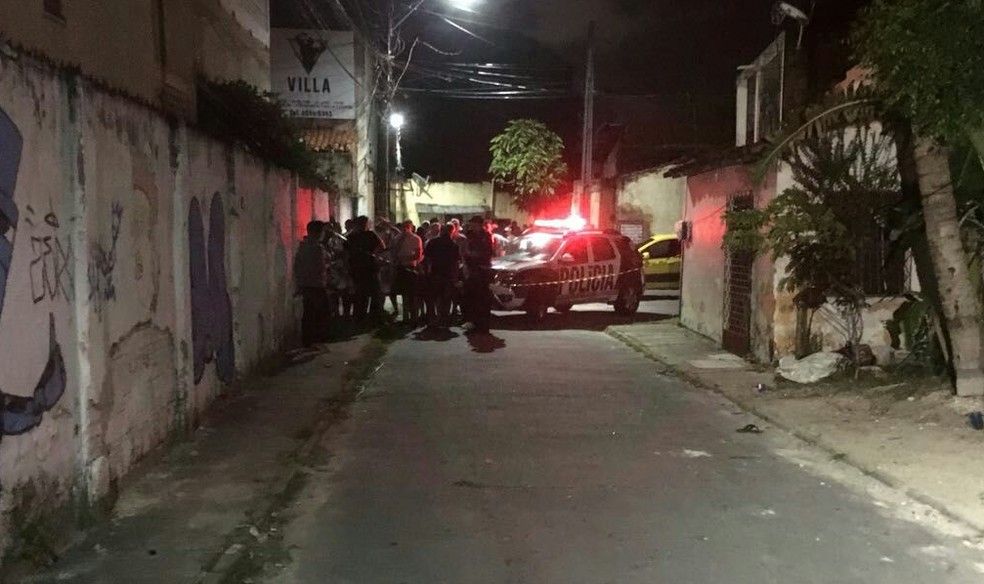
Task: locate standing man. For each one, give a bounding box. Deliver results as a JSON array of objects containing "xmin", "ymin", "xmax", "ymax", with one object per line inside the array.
[
  {"xmin": 323, "ymin": 221, "xmax": 352, "ymax": 319},
  {"xmin": 345, "ymin": 216, "xmax": 385, "ymax": 321},
  {"xmin": 424, "ymin": 223, "xmax": 462, "ymax": 329},
  {"xmin": 293, "ymin": 221, "xmax": 330, "ymax": 347},
  {"xmin": 463, "ymin": 216, "xmax": 495, "ymax": 334},
  {"xmin": 449, "ymin": 218, "xmax": 468, "ymax": 321},
  {"xmin": 393, "ymin": 220, "xmax": 424, "ymax": 325},
  {"xmin": 375, "ymin": 217, "xmax": 402, "ymax": 317}
]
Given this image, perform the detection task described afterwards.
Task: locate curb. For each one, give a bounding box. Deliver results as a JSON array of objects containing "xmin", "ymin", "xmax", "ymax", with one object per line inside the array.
[
  {"xmin": 195, "ymin": 335, "xmax": 393, "ymax": 584},
  {"xmin": 606, "ymin": 327, "xmax": 984, "ymax": 536}
]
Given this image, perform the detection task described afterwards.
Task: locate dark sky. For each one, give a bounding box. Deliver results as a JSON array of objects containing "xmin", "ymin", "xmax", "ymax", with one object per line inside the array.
[
  {"xmin": 400, "ymin": 0, "xmax": 788, "ymax": 181},
  {"xmin": 277, "ymin": 0, "xmax": 866, "ymax": 182}
]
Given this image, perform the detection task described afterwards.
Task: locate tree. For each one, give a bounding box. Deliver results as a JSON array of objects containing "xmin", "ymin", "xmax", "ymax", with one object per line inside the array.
[
  {"xmin": 489, "ymin": 119, "xmax": 569, "ymax": 213},
  {"xmin": 731, "ymin": 127, "xmax": 901, "ymax": 365},
  {"xmin": 853, "ymin": 0, "xmax": 984, "ymax": 165},
  {"xmin": 853, "ymin": 0, "xmax": 984, "ymax": 395},
  {"xmin": 197, "ymin": 79, "xmax": 334, "ymax": 192}
]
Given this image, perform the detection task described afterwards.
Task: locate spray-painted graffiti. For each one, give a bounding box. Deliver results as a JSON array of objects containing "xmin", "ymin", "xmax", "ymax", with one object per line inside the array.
[
  {"xmin": 25, "ymin": 208, "xmax": 74, "ymax": 304},
  {"xmin": 88, "ymin": 202, "xmax": 123, "ymax": 315},
  {"xmin": 0, "ymin": 106, "xmax": 68, "ymax": 485},
  {"xmin": 189, "ymin": 193, "xmax": 234, "ymax": 384}
]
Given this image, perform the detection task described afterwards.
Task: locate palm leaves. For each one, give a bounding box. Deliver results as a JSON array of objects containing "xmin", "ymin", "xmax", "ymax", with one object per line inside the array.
[{"xmin": 754, "ymin": 84, "xmax": 883, "ymax": 183}]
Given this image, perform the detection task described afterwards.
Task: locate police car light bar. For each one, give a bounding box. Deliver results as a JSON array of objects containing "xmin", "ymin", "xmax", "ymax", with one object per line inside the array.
[{"xmin": 534, "ymin": 215, "xmax": 588, "ymax": 231}]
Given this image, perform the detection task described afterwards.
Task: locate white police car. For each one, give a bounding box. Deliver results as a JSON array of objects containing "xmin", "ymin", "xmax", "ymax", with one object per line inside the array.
[{"xmin": 490, "ymin": 223, "xmax": 644, "ymax": 322}]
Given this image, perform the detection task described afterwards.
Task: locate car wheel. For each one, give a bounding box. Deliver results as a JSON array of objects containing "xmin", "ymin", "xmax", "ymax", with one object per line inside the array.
[
  {"xmin": 614, "ymin": 283, "xmax": 641, "ymax": 315},
  {"xmin": 553, "ymin": 302, "xmax": 572, "ymax": 314},
  {"xmin": 526, "ymin": 300, "xmax": 549, "ymax": 325}
]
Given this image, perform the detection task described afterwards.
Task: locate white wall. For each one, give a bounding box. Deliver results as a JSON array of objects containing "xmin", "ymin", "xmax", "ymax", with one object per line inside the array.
[
  {"xmin": 679, "ymin": 169, "xmax": 733, "ymax": 342},
  {"xmin": 616, "ymin": 169, "xmax": 686, "ymax": 239},
  {"xmin": 402, "ymin": 181, "xmax": 534, "ymax": 227},
  {"xmin": 0, "ymin": 53, "xmax": 311, "ymax": 560}
]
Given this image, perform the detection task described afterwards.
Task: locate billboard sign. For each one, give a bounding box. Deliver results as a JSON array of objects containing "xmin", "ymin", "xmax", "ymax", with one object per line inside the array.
[{"xmin": 271, "ymin": 28, "xmax": 355, "ymax": 120}]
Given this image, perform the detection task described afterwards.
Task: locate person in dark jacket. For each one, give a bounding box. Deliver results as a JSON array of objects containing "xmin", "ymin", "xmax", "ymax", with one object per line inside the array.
[
  {"xmin": 345, "ymin": 215, "xmax": 385, "ymax": 320},
  {"xmin": 463, "ymin": 216, "xmax": 495, "ymax": 334},
  {"xmin": 293, "ymin": 221, "xmax": 330, "ymax": 347},
  {"xmin": 424, "ymin": 223, "xmax": 461, "ymax": 328}
]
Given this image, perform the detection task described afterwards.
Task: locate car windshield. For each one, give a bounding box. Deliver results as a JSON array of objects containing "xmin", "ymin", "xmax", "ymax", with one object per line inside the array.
[{"xmin": 502, "ymin": 232, "xmax": 564, "ymax": 261}]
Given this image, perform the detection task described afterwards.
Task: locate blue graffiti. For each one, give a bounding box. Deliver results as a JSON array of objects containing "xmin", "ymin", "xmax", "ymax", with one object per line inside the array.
[
  {"xmin": 0, "ymin": 105, "xmax": 20, "ymax": 315},
  {"xmin": 189, "ymin": 193, "xmax": 235, "ymax": 384},
  {"xmin": 0, "ymin": 107, "xmax": 67, "ymax": 449}
]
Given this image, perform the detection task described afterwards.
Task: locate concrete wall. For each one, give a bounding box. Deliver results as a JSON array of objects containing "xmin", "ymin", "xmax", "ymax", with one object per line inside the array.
[
  {"xmin": 0, "ymin": 52, "xmax": 315, "ymax": 562},
  {"xmin": 0, "ymin": 0, "xmax": 270, "ymax": 118},
  {"xmin": 616, "ymin": 169, "xmax": 687, "ymax": 239},
  {"xmin": 770, "ymin": 125, "xmax": 912, "ymax": 362},
  {"xmin": 402, "ymin": 182, "xmax": 534, "ymax": 227},
  {"xmin": 680, "ymin": 165, "xmax": 776, "ymax": 362},
  {"xmin": 680, "ymin": 169, "xmax": 732, "ymax": 343},
  {"xmin": 196, "ymin": 0, "xmax": 271, "ymax": 91}
]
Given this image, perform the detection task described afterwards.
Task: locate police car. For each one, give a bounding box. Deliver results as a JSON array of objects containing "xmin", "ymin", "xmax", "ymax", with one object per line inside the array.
[{"xmin": 490, "ymin": 219, "xmax": 645, "ymax": 322}]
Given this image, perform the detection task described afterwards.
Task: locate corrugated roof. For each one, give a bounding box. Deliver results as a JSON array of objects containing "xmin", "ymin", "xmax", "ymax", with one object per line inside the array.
[
  {"xmin": 297, "ymin": 122, "xmax": 357, "ymax": 152},
  {"xmin": 416, "ymin": 204, "xmax": 489, "ymax": 216}
]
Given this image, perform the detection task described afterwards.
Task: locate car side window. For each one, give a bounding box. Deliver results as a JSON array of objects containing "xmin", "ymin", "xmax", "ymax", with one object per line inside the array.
[
  {"xmin": 668, "ymin": 239, "xmax": 682, "ymax": 257},
  {"xmin": 649, "ymin": 240, "xmax": 672, "ymax": 258},
  {"xmin": 563, "ymin": 238, "xmax": 590, "ymax": 264},
  {"xmin": 591, "ymin": 237, "xmax": 617, "ymax": 262}
]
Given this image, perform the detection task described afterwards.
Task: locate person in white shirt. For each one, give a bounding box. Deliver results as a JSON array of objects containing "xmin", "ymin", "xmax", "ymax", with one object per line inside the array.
[{"xmin": 393, "ymin": 220, "xmax": 424, "ymax": 325}]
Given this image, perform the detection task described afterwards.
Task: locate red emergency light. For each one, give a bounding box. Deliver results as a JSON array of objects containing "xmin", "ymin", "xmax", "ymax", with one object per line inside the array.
[{"xmin": 533, "ymin": 215, "xmax": 588, "ymax": 231}]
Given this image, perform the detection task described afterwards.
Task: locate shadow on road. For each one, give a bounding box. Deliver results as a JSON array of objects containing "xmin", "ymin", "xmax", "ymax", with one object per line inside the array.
[
  {"xmin": 644, "ymin": 293, "xmax": 680, "ymax": 301},
  {"xmin": 412, "ymin": 327, "xmax": 461, "ymax": 342},
  {"xmin": 465, "ymin": 331, "xmax": 507, "ymax": 353},
  {"xmin": 491, "ymin": 311, "xmax": 673, "ymax": 332}
]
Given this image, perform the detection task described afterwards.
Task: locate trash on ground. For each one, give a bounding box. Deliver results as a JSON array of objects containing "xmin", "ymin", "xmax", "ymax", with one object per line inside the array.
[
  {"xmin": 736, "ymin": 424, "xmax": 763, "ymax": 434},
  {"xmin": 969, "ymin": 411, "xmax": 984, "ymax": 430},
  {"xmin": 777, "ymin": 352, "xmax": 848, "ymax": 384}
]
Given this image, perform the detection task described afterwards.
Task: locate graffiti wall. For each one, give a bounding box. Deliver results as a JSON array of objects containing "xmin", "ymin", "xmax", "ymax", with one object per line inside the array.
[{"xmin": 0, "ymin": 53, "xmax": 317, "ymax": 557}]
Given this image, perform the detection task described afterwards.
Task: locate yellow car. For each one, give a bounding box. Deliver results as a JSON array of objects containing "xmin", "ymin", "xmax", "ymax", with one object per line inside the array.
[{"xmin": 637, "ymin": 235, "xmax": 681, "ymax": 290}]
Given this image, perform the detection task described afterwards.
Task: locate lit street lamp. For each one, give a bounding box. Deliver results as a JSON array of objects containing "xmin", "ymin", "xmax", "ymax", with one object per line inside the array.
[
  {"xmin": 379, "ymin": 0, "xmax": 481, "ymax": 217},
  {"xmin": 389, "ymin": 111, "xmax": 405, "ymax": 173}
]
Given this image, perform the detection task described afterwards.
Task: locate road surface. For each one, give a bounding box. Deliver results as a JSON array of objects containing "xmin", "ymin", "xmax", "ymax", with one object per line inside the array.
[{"xmin": 260, "ymin": 295, "xmax": 984, "ymax": 584}]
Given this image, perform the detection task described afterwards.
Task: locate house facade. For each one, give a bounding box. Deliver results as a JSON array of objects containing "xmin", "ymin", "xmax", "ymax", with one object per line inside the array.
[{"xmin": 671, "ymin": 24, "xmax": 913, "ymax": 365}]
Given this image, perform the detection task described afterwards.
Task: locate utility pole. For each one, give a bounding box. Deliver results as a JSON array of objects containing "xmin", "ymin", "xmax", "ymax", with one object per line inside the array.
[
  {"xmin": 380, "ymin": 1, "xmax": 396, "ymax": 220},
  {"xmin": 576, "ymin": 21, "xmax": 595, "ymax": 218}
]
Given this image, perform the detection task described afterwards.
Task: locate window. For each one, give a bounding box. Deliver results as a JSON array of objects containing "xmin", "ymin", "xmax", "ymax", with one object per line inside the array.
[
  {"xmin": 858, "ymin": 225, "xmax": 905, "ymax": 296},
  {"xmin": 562, "ymin": 238, "xmax": 589, "ymax": 264},
  {"xmin": 648, "ymin": 239, "xmax": 681, "ymax": 259},
  {"xmin": 44, "ymin": 0, "xmax": 64, "ymax": 19},
  {"xmin": 591, "ymin": 237, "xmax": 616, "ymax": 262}
]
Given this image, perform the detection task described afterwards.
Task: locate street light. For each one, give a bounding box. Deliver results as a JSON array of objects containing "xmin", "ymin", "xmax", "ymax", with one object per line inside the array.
[
  {"xmin": 380, "ymin": 0, "xmax": 478, "ymax": 217},
  {"xmin": 389, "ymin": 111, "xmax": 405, "ymax": 176},
  {"xmin": 389, "ymin": 112, "xmax": 406, "ymax": 130},
  {"xmin": 386, "ymin": 111, "xmax": 407, "ymax": 221}
]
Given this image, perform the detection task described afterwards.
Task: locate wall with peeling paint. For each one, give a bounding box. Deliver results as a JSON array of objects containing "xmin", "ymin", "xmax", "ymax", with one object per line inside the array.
[
  {"xmin": 0, "ymin": 52, "xmax": 320, "ymax": 562},
  {"xmin": 0, "ymin": 0, "xmax": 270, "ymax": 119},
  {"xmin": 616, "ymin": 169, "xmax": 687, "ymax": 240}
]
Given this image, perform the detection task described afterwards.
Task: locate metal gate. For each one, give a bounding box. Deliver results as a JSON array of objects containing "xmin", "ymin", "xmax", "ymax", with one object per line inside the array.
[{"xmin": 723, "ymin": 192, "xmax": 754, "ymax": 356}]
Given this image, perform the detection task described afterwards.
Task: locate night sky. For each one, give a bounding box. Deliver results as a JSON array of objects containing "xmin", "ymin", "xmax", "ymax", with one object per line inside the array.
[
  {"xmin": 399, "ymin": 0, "xmax": 786, "ymax": 181},
  {"xmin": 277, "ymin": 0, "xmax": 867, "ymax": 182}
]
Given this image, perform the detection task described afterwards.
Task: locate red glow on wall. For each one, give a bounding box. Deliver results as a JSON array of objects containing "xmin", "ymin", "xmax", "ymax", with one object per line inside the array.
[{"xmin": 295, "ymin": 187, "xmax": 314, "ymax": 240}]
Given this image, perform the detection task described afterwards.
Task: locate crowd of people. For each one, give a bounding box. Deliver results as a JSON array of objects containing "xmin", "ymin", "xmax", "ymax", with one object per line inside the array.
[{"xmin": 293, "ymin": 215, "xmax": 525, "ymax": 347}]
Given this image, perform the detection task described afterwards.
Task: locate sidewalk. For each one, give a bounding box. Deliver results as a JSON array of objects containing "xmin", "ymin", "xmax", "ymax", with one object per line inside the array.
[
  {"xmin": 14, "ymin": 334, "xmax": 375, "ymax": 584},
  {"xmin": 608, "ymin": 320, "xmax": 984, "ymax": 534}
]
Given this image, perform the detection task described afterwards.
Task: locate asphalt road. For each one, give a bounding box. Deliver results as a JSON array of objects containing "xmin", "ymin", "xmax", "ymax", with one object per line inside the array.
[{"xmin": 262, "ymin": 297, "xmax": 984, "ymax": 584}]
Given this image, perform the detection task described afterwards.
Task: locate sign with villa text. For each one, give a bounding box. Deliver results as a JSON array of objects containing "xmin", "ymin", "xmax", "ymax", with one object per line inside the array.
[{"xmin": 271, "ymin": 28, "xmax": 355, "ymax": 120}]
